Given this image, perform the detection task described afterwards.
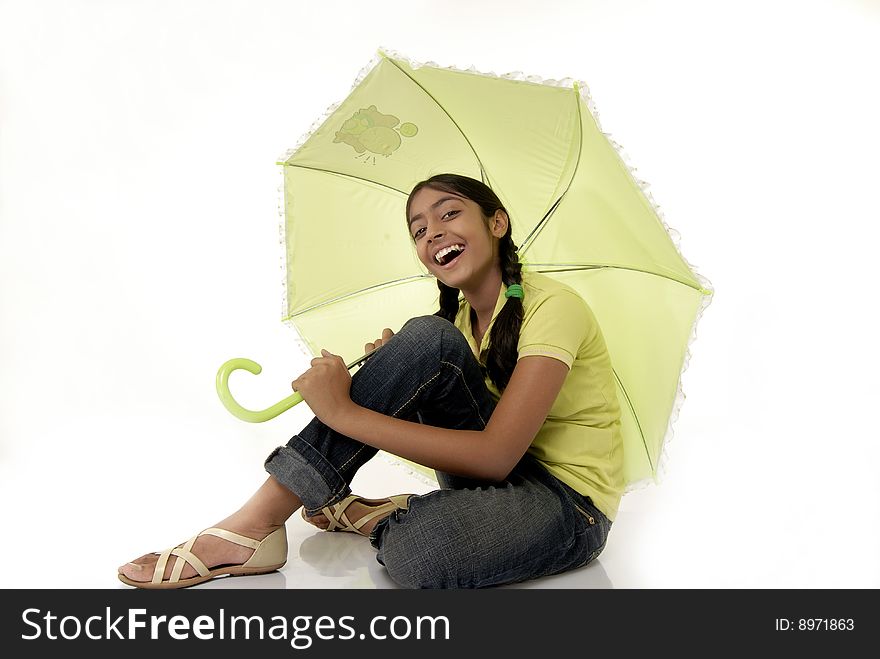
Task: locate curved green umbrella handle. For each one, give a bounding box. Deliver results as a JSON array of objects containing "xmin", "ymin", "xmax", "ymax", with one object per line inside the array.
[
  {"xmin": 216, "ymin": 349, "xmax": 379, "ymax": 423},
  {"xmin": 216, "ymin": 358, "xmax": 303, "ymax": 423}
]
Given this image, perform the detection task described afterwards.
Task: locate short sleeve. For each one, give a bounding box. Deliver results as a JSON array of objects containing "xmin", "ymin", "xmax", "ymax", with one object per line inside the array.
[{"xmin": 517, "ymin": 290, "xmax": 591, "ymax": 369}]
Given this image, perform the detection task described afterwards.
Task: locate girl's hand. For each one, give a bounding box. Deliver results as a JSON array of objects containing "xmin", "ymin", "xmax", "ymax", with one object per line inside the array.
[
  {"xmin": 365, "ymin": 328, "xmax": 394, "ymax": 355},
  {"xmin": 291, "ymin": 349, "xmax": 353, "ymax": 427}
]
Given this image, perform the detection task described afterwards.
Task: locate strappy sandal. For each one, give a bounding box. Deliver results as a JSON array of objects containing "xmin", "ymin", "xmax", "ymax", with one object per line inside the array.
[
  {"xmin": 118, "ymin": 526, "xmax": 288, "ymax": 589},
  {"xmin": 302, "ymin": 494, "xmax": 414, "ymax": 537}
]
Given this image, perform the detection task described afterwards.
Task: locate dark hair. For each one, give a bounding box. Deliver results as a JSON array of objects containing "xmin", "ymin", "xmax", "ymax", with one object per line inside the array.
[{"xmin": 405, "ymin": 173, "xmax": 524, "ymax": 393}]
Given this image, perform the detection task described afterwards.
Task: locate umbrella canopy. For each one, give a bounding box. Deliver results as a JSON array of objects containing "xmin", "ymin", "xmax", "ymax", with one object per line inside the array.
[{"xmin": 267, "ymin": 47, "xmax": 713, "ymax": 491}]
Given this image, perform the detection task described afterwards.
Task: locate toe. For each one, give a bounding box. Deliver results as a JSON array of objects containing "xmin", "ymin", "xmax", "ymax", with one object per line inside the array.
[
  {"xmin": 303, "ymin": 509, "xmax": 329, "ymax": 529},
  {"xmin": 119, "ymin": 561, "xmax": 151, "ymax": 582},
  {"xmin": 118, "ymin": 552, "xmax": 160, "ymax": 581}
]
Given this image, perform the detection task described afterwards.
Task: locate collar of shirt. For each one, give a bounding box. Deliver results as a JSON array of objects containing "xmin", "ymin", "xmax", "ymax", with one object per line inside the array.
[{"xmin": 457, "ymin": 280, "xmax": 512, "ymax": 359}]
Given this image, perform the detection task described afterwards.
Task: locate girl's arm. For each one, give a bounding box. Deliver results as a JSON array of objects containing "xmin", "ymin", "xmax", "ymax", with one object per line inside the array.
[{"xmin": 331, "ymin": 355, "xmax": 570, "ymax": 481}]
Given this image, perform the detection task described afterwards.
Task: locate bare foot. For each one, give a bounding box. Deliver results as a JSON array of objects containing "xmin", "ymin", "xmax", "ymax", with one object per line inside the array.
[
  {"xmin": 302, "ymin": 495, "xmax": 412, "ymax": 537},
  {"xmin": 118, "ymin": 518, "xmax": 283, "ymax": 584}
]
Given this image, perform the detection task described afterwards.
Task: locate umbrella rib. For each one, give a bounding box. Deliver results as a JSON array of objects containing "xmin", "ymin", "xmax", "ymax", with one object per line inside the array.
[
  {"xmin": 611, "ymin": 367, "xmax": 654, "ymax": 473},
  {"xmin": 520, "ymin": 87, "xmax": 585, "ymax": 253},
  {"xmin": 520, "ymin": 196, "xmax": 563, "ymax": 251},
  {"xmin": 280, "ymin": 164, "xmax": 410, "ymax": 197},
  {"xmin": 383, "ymin": 57, "xmax": 490, "ymax": 184},
  {"xmin": 527, "ymin": 263, "xmax": 706, "ymax": 294},
  {"xmin": 285, "ymin": 274, "xmax": 432, "ymax": 319}
]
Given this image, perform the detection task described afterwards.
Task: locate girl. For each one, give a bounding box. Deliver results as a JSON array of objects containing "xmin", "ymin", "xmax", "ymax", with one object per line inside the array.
[{"xmin": 118, "ymin": 173, "xmax": 624, "ymax": 589}]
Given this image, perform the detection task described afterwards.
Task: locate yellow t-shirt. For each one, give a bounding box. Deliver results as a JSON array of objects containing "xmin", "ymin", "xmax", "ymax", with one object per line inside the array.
[{"xmin": 454, "ymin": 271, "xmax": 625, "ymax": 522}]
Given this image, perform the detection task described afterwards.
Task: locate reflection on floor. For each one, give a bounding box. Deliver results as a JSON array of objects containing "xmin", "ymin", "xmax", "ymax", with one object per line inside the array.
[{"xmin": 194, "ymin": 516, "xmax": 615, "ymax": 590}]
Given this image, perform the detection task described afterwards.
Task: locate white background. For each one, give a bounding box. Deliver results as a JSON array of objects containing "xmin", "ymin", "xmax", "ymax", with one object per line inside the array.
[{"xmin": 1, "ymin": 0, "xmax": 878, "ymax": 589}]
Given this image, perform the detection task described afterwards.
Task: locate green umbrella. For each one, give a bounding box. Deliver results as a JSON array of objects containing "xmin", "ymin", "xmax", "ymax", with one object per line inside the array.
[{"xmin": 216, "ymin": 47, "xmax": 713, "ymax": 491}]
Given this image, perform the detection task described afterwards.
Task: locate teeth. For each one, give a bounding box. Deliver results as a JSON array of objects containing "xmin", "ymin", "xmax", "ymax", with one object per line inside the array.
[{"xmin": 434, "ymin": 244, "xmax": 464, "ymax": 264}]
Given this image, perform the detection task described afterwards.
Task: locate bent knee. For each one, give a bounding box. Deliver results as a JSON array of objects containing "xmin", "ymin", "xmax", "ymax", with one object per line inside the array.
[
  {"xmin": 387, "ymin": 315, "xmax": 463, "ymax": 363},
  {"xmin": 399, "ymin": 314, "xmax": 454, "ymax": 338}
]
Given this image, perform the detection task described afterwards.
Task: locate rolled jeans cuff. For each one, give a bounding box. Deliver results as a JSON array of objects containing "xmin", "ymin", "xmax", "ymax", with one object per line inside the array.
[{"xmin": 264, "ymin": 436, "xmax": 351, "ymax": 515}]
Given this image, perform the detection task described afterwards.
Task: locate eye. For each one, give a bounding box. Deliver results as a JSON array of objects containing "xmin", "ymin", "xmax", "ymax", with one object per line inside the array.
[
  {"xmin": 413, "ymin": 227, "xmax": 425, "ymax": 239},
  {"xmin": 442, "ymin": 210, "xmax": 459, "ymax": 220}
]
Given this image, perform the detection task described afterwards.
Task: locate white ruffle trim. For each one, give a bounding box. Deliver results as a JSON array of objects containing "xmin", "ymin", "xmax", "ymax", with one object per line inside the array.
[
  {"xmin": 277, "ymin": 166, "xmax": 314, "ymax": 361},
  {"xmin": 624, "ymin": 271, "xmax": 714, "ymax": 495},
  {"xmin": 276, "ymin": 46, "xmax": 715, "ymax": 494},
  {"xmin": 378, "ymin": 453, "xmax": 439, "ymax": 488}
]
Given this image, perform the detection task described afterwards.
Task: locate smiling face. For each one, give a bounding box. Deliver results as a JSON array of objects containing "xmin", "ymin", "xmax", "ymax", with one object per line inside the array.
[{"xmin": 407, "ymin": 185, "xmax": 508, "ymax": 290}]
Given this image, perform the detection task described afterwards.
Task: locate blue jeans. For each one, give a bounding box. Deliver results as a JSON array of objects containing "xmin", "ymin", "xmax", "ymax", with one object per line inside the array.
[{"xmin": 264, "ymin": 314, "xmax": 612, "ymax": 588}]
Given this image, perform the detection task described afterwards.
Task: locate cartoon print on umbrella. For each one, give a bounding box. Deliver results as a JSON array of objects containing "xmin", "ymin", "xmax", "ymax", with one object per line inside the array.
[{"xmin": 333, "ymin": 104, "xmax": 418, "ymax": 163}]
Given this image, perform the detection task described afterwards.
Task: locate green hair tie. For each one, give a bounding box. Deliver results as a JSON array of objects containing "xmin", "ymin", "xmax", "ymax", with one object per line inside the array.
[{"xmin": 505, "ymin": 284, "xmax": 524, "ymax": 300}]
